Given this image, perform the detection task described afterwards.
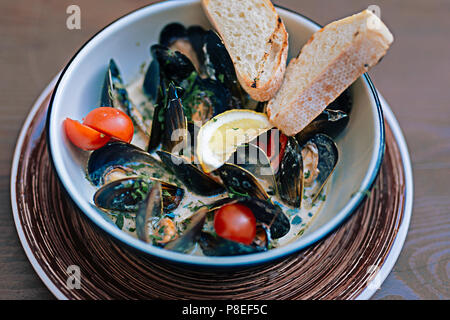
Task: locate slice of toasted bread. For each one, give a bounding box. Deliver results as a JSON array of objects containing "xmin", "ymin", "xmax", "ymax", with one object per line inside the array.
[
  {"xmin": 267, "ymin": 10, "xmax": 394, "ymax": 136},
  {"xmin": 201, "ymin": 0, "xmax": 288, "ymax": 102}
]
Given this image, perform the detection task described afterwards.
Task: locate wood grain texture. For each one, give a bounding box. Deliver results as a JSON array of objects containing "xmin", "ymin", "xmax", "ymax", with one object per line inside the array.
[{"xmin": 0, "ymin": 0, "xmax": 449, "ymax": 299}]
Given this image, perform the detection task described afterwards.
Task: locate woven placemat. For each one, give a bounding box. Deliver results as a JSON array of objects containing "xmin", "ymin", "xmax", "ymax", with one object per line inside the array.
[{"xmin": 14, "ymin": 91, "xmax": 405, "ymax": 299}]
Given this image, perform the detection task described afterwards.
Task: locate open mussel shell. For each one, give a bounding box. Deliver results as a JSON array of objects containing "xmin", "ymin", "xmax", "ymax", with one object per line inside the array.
[
  {"xmin": 94, "ymin": 177, "xmax": 150, "ymax": 213},
  {"xmin": 159, "ymin": 23, "xmax": 206, "ymax": 75},
  {"xmin": 151, "ymin": 44, "xmax": 196, "ymax": 84},
  {"xmin": 157, "ymin": 150, "xmax": 225, "ymax": 196},
  {"xmin": 296, "ymin": 109, "xmax": 349, "ymax": 146},
  {"xmin": 101, "ymin": 59, "xmax": 148, "ymax": 136},
  {"xmin": 135, "ymin": 181, "xmax": 163, "ymax": 243},
  {"xmin": 186, "ymin": 25, "xmax": 207, "ymax": 73},
  {"xmin": 304, "ymin": 133, "xmax": 339, "ymax": 202},
  {"xmin": 159, "ymin": 22, "xmax": 187, "ymax": 47},
  {"xmin": 87, "ymin": 141, "xmax": 174, "ymax": 186},
  {"xmin": 216, "ymin": 163, "xmax": 270, "ymax": 201},
  {"xmin": 93, "ymin": 176, "xmax": 184, "ymax": 214},
  {"xmin": 227, "ymin": 144, "xmax": 278, "ymax": 197},
  {"xmin": 181, "ymin": 76, "xmax": 232, "ymax": 121},
  {"xmin": 164, "ymin": 207, "xmax": 208, "ymax": 253},
  {"xmin": 296, "ymin": 88, "xmax": 352, "ymax": 145},
  {"xmin": 162, "ymin": 83, "xmax": 188, "ymax": 153},
  {"xmin": 277, "ymin": 137, "xmax": 304, "ymax": 208},
  {"xmin": 203, "ymin": 30, "xmax": 245, "ymax": 107}
]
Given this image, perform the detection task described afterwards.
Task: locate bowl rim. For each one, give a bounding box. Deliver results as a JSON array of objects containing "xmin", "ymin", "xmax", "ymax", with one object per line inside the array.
[{"xmin": 46, "ymin": 0, "xmax": 385, "ymax": 267}]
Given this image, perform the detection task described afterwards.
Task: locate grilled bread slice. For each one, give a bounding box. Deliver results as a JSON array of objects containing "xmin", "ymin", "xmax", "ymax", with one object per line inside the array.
[
  {"xmin": 267, "ymin": 10, "xmax": 394, "ymax": 136},
  {"xmin": 201, "ymin": 0, "xmax": 288, "ymax": 102}
]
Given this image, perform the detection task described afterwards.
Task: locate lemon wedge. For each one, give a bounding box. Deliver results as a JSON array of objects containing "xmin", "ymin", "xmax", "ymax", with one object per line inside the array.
[{"xmin": 197, "ymin": 110, "xmax": 272, "ymax": 173}]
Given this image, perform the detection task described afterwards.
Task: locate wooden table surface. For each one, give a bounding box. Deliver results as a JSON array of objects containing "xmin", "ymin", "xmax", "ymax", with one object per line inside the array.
[{"xmin": 0, "ymin": 0, "xmax": 448, "ymax": 300}]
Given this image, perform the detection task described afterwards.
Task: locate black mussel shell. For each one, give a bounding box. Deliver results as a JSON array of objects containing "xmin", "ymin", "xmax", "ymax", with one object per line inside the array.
[
  {"xmin": 326, "ymin": 87, "xmax": 353, "ymax": 114},
  {"xmin": 227, "ymin": 144, "xmax": 278, "ymax": 196},
  {"xmin": 93, "ymin": 177, "xmax": 183, "ymax": 214},
  {"xmin": 187, "ymin": 25, "xmax": 207, "ymax": 71},
  {"xmin": 159, "ymin": 22, "xmax": 187, "ymax": 48},
  {"xmin": 296, "ymin": 109, "xmax": 349, "ymax": 146},
  {"xmin": 151, "ymin": 44, "xmax": 196, "ymax": 84},
  {"xmin": 277, "ymin": 137, "xmax": 304, "ymax": 207},
  {"xmin": 143, "ymin": 59, "xmax": 160, "ymax": 102},
  {"xmin": 101, "ymin": 59, "xmax": 148, "ymax": 135},
  {"xmin": 161, "ymin": 182, "xmax": 185, "ymax": 213},
  {"xmin": 199, "ymin": 232, "xmax": 265, "ymax": 256},
  {"xmin": 305, "ymin": 134, "xmax": 339, "ymax": 202},
  {"xmin": 238, "ymin": 197, "xmax": 290, "ymax": 239},
  {"xmin": 136, "ymin": 182, "xmax": 163, "ymax": 243},
  {"xmin": 147, "ymin": 79, "xmax": 167, "ymax": 153},
  {"xmin": 157, "ymin": 150, "xmax": 225, "ymax": 196},
  {"xmin": 94, "ymin": 177, "xmax": 151, "ymax": 212},
  {"xmin": 87, "ymin": 141, "xmax": 171, "ymax": 186},
  {"xmin": 181, "ymin": 76, "xmax": 232, "ymax": 120},
  {"xmin": 216, "ymin": 163, "xmax": 270, "ymax": 201},
  {"xmin": 164, "ymin": 207, "xmax": 208, "ymax": 253},
  {"xmin": 203, "ymin": 30, "xmax": 244, "ymax": 107},
  {"xmin": 162, "ymin": 83, "xmax": 188, "ymax": 153},
  {"xmin": 100, "ymin": 59, "xmax": 128, "ymax": 109}
]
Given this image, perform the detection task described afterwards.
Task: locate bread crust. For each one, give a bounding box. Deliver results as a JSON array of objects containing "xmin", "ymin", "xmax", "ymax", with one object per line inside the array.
[
  {"xmin": 201, "ymin": 0, "xmax": 288, "ymax": 102},
  {"xmin": 267, "ymin": 10, "xmax": 393, "ymax": 136}
]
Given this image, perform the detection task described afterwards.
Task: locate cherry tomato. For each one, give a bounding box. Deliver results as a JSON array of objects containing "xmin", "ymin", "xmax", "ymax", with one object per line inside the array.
[
  {"xmin": 64, "ymin": 118, "xmax": 110, "ymax": 150},
  {"xmin": 214, "ymin": 203, "xmax": 256, "ymax": 245},
  {"xmin": 83, "ymin": 107, "xmax": 134, "ymax": 143}
]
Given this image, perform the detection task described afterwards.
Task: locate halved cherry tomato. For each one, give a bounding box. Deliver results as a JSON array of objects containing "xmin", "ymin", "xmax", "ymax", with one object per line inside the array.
[
  {"xmin": 214, "ymin": 203, "xmax": 256, "ymax": 245},
  {"xmin": 83, "ymin": 107, "xmax": 134, "ymax": 143},
  {"xmin": 64, "ymin": 118, "xmax": 110, "ymax": 150}
]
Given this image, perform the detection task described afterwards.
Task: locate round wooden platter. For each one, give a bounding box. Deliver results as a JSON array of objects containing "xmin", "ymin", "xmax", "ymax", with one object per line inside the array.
[{"xmin": 11, "ymin": 82, "xmax": 412, "ymax": 300}]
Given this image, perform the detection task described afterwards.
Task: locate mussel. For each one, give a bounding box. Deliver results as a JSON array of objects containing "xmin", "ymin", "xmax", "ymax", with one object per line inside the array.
[
  {"xmin": 216, "ymin": 163, "xmax": 270, "ymax": 201},
  {"xmin": 135, "ymin": 181, "xmax": 163, "ymax": 243},
  {"xmin": 157, "ymin": 150, "xmax": 225, "ymax": 196},
  {"xmin": 164, "ymin": 207, "xmax": 208, "ymax": 253},
  {"xmin": 101, "ymin": 59, "xmax": 149, "ymax": 137},
  {"xmin": 203, "ymin": 30, "xmax": 246, "ymax": 107},
  {"xmin": 87, "ymin": 141, "xmax": 176, "ymax": 186},
  {"xmin": 162, "ymin": 83, "xmax": 188, "ymax": 154},
  {"xmin": 228, "ymin": 143, "xmax": 278, "ymax": 195},
  {"xmin": 296, "ymin": 88, "xmax": 352, "ymax": 145},
  {"xmin": 277, "ymin": 137, "xmax": 304, "ymax": 208},
  {"xmin": 302, "ymin": 134, "xmax": 339, "ymax": 203},
  {"xmin": 93, "ymin": 177, "xmax": 184, "ymax": 214},
  {"xmin": 159, "ymin": 22, "xmax": 207, "ymax": 75}
]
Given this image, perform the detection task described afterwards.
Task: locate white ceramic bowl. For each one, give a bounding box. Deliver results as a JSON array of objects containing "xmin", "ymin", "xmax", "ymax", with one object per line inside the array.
[{"xmin": 47, "ymin": 0, "xmax": 384, "ymax": 267}]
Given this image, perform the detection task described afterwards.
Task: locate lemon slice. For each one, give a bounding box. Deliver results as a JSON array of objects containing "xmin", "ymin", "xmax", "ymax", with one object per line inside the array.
[{"xmin": 197, "ymin": 110, "xmax": 272, "ymax": 173}]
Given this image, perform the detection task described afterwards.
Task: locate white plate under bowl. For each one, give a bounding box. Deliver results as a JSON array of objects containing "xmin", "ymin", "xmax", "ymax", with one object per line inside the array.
[{"xmin": 46, "ymin": 0, "xmax": 385, "ymax": 267}]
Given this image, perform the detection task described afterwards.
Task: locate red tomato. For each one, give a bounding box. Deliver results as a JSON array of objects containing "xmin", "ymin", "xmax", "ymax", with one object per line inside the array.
[
  {"xmin": 214, "ymin": 203, "xmax": 256, "ymax": 245},
  {"xmin": 83, "ymin": 107, "xmax": 134, "ymax": 143},
  {"xmin": 64, "ymin": 118, "xmax": 110, "ymax": 150}
]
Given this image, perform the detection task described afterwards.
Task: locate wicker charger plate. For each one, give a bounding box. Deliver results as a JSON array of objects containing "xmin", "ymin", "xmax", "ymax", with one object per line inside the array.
[{"xmin": 11, "ymin": 81, "xmax": 411, "ymax": 300}]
